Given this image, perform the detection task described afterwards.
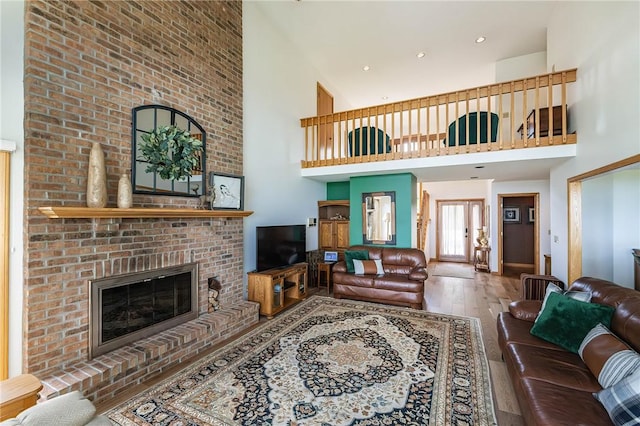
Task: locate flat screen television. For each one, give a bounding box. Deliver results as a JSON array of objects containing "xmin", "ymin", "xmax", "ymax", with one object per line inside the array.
[{"xmin": 256, "ymin": 225, "xmax": 306, "ymax": 272}]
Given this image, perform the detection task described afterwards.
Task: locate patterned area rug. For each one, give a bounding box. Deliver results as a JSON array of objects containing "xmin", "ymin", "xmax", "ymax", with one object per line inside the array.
[{"xmin": 106, "ymin": 296, "xmax": 496, "ymax": 425}]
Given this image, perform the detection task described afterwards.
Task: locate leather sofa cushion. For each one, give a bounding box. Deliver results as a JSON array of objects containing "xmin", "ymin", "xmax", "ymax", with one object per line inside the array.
[
  {"xmin": 332, "ymin": 271, "xmax": 374, "ymax": 288},
  {"xmin": 497, "ymin": 312, "xmax": 567, "ymax": 352},
  {"xmin": 517, "ymin": 378, "xmax": 611, "ymax": 426},
  {"xmin": 505, "ymin": 342, "xmax": 601, "ymax": 392},
  {"xmin": 373, "ymin": 274, "xmax": 423, "ymax": 293}
]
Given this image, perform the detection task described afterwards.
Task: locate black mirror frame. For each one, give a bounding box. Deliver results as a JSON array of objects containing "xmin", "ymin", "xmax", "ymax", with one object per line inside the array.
[{"xmin": 131, "ymin": 105, "xmax": 207, "ymax": 197}]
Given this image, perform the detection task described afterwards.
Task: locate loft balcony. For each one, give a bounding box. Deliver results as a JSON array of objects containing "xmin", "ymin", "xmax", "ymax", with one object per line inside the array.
[{"xmin": 300, "ymin": 69, "xmax": 577, "ymax": 181}]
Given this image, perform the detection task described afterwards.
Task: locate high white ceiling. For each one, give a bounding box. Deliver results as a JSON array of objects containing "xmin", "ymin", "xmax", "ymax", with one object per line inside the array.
[{"xmin": 255, "ymin": 0, "xmax": 570, "ymax": 182}]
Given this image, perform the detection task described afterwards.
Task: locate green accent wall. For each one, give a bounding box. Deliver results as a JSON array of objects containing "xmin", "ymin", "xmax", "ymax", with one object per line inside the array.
[
  {"xmin": 349, "ymin": 173, "xmax": 417, "ymax": 248},
  {"xmin": 327, "ymin": 181, "xmax": 350, "ymax": 200}
]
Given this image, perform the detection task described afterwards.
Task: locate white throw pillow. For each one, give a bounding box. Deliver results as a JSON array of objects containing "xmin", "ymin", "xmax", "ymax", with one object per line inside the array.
[{"xmin": 353, "ymin": 259, "xmax": 384, "ymax": 275}]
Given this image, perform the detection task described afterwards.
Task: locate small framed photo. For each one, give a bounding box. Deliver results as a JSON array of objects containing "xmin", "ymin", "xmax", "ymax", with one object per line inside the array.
[
  {"xmin": 528, "ymin": 207, "xmax": 535, "ymax": 223},
  {"xmin": 503, "ymin": 207, "xmax": 520, "ymax": 223},
  {"xmin": 209, "ymin": 172, "xmax": 244, "ymax": 210}
]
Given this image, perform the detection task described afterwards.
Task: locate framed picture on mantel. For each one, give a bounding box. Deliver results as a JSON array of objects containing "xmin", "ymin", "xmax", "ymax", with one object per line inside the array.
[{"xmin": 210, "ymin": 172, "xmax": 244, "ymax": 210}]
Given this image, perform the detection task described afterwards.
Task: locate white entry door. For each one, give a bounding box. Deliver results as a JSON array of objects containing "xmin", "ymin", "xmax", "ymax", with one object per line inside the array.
[{"xmin": 437, "ymin": 200, "xmax": 483, "ymax": 262}]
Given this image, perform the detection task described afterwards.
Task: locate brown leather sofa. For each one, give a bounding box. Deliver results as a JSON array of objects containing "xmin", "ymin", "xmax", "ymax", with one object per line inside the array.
[
  {"xmin": 332, "ymin": 245, "xmax": 428, "ymax": 309},
  {"xmin": 497, "ymin": 277, "xmax": 640, "ymax": 425}
]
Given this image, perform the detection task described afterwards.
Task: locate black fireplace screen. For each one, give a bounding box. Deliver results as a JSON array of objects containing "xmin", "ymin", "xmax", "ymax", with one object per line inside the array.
[{"xmin": 90, "ymin": 263, "xmax": 198, "ymax": 359}]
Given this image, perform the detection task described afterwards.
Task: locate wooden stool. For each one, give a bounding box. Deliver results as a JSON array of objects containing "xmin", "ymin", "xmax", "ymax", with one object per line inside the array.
[{"xmin": 317, "ymin": 262, "xmax": 334, "ymax": 294}]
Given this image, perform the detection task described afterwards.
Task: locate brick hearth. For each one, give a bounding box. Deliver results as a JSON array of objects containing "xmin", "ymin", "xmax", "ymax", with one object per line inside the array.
[
  {"xmin": 23, "ymin": 1, "xmax": 249, "ymax": 401},
  {"xmin": 41, "ymin": 301, "xmax": 258, "ymax": 404}
]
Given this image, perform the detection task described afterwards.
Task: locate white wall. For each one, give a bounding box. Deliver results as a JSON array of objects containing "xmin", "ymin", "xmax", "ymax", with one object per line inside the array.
[
  {"xmin": 547, "ymin": 2, "xmax": 640, "ymax": 283},
  {"xmin": 243, "ymin": 3, "xmax": 331, "ymax": 284},
  {"xmin": 496, "ymin": 51, "xmax": 547, "ymax": 82},
  {"xmin": 0, "ymin": 0, "xmax": 25, "ymax": 377},
  {"xmin": 582, "ymin": 168, "xmax": 640, "ymax": 288},
  {"xmin": 491, "ymin": 180, "xmax": 551, "ymax": 274},
  {"xmin": 423, "ymin": 179, "xmax": 491, "ymax": 261}
]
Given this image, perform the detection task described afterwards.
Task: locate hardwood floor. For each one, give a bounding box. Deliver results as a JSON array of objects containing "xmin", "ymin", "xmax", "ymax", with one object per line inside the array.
[
  {"xmin": 425, "ymin": 261, "xmax": 524, "ymax": 425},
  {"xmin": 97, "ymin": 261, "xmax": 524, "ymax": 425}
]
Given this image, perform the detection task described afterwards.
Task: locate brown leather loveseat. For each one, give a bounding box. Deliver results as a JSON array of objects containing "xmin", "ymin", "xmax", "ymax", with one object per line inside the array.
[
  {"xmin": 332, "ymin": 245, "xmax": 428, "ymax": 309},
  {"xmin": 497, "ymin": 277, "xmax": 640, "ymax": 425}
]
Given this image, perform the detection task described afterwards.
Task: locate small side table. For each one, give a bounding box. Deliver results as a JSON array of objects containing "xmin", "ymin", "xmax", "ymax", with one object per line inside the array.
[
  {"xmin": 317, "ymin": 262, "xmax": 334, "ymax": 294},
  {"xmin": 0, "ymin": 374, "xmax": 43, "ymax": 421},
  {"xmin": 474, "ymin": 246, "xmax": 491, "ymax": 273}
]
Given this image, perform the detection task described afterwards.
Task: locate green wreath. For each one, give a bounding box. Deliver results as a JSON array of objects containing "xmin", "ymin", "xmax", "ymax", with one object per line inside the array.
[{"xmin": 139, "ymin": 125, "xmax": 204, "ymax": 181}]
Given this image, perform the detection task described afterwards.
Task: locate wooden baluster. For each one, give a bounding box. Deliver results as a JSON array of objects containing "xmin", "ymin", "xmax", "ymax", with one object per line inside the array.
[
  {"xmin": 349, "ymin": 111, "xmax": 358, "ymax": 163},
  {"xmin": 437, "ymin": 98, "xmax": 441, "ymax": 156},
  {"xmin": 562, "ymin": 72, "xmax": 567, "ymax": 143},
  {"xmin": 313, "ymin": 120, "xmax": 319, "ymax": 165},
  {"xmin": 454, "ymin": 93, "xmax": 459, "ymax": 154},
  {"xmin": 391, "ymin": 106, "xmax": 396, "ymax": 160},
  {"xmin": 426, "ymin": 99, "xmax": 431, "ymax": 155},
  {"xmin": 498, "ymin": 84, "xmax": 503, "ymax": 150},
  {"xmin": 522, "ymin": 78, "xmax": 528, "ymax": 148},
  {"xmin": 382, "ymin": 106, "xmax": 388, "ymax": 160},
  {"xmin": 476, "ymin": 87, "xmax": 481, "ymax": 152},
  {"xmin": 535, "ymin": 76, "xmax": 540, "ymax": 146},
  {"xmin": 548, "ymin": 75, "xmax": 553, "ymax": 145},
  {"xmin": 465, "ymin": 90, "xmax": 470, "ymax": 152},
  {"xmin": 486, "ymin": 85, "xmax": 492, "ymax": 151},
  {"xmin": 303, "ymin": 122, "xmax": 309, "ymax": 166},
  {"xmin": 510, "ymin": 81, "xmax": 515, "ymax": 148},
  {"xmin": 358, "ymin": 113, "xmax": 364, "ymax": 163},
  {"xmin": 416, "ymin": 100, "xmax": 421, "ymax": 156}
]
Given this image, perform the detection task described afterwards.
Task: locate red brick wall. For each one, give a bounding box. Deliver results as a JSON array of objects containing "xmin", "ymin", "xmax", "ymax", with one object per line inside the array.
[{"xmin": 23, "ymin": 0, "xmax": 244, "ymax": 377}]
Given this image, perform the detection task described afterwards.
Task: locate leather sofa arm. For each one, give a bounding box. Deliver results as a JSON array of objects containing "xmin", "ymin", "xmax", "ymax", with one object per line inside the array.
[
  {"xmin": 408, "ymin": 267, "xmax": 428, "ymax": 281},
  {"xmin": 508, "ymin": 300, "xmax": 543, "ymax": 322},
  {"xmin": 333, "ymin": 261, "xmax": 347, "ymax": 273}
]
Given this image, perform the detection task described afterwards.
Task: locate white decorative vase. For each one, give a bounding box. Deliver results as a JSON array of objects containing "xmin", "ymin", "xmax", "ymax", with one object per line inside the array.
[
  {"xmin": 86, "ymin": 142, "xmax": 107, "ymax": 208},
  {"xmin": 117, "ymin": 173, "xmax": 133, "ymax": 208}
]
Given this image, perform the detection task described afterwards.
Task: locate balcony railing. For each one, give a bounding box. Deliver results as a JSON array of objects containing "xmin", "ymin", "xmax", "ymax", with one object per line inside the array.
[{"xmin": 300, "ymin": 69, "xmax": 577, "ymax": 168}]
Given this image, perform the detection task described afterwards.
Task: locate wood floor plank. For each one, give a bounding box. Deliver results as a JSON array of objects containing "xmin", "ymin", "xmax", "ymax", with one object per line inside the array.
[
  {"xmin": 489, "ymin": 360, "xmax": 522, "ymax": 415},
  {"xmin": 424, "ymin": 260, "xmax": 523, "ymax": 425}
]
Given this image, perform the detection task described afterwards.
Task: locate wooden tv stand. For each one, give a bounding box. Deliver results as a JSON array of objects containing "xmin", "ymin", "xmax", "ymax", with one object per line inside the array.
[{"xmin": 247, "ymin": 263, "xmax": 308, "ymax": 318}]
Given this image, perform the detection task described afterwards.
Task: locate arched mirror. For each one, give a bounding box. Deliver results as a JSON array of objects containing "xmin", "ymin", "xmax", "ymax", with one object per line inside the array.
[
  {"xmin": 132, "ymin": 105, "xmax": 206, "ymax": 197},
  {"xmin": 362, "ymin": 191, "xmax": 396, "ymax": 245}
]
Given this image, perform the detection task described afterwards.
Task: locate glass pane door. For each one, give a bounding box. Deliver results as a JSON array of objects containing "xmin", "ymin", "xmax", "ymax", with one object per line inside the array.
[
  {"xmin": 439, "ymin": 202, "xmax": 468, "ymax": 262},
  {"xmin": 438, "ymin": 200, "xmax": 485, "ymax": 263}
]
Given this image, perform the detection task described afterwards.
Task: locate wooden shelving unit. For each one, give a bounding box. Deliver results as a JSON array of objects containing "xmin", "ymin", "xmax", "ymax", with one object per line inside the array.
[
  {"xmin": 37, "ymin": 206, "xmax": 253, "ymax": 219},
  {"xmin": 247, "ymin": 263, "xmax": 307, "ymax": 319},
  {"xmin": 318, "ymin": 200, "xmax": 350, "ymax": 253}
]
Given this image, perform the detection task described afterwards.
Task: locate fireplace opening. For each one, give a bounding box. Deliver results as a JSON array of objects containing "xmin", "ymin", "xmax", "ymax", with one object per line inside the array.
[{"xmin": 90, "ymin": 263, "xmax": 198, "ymax": 359}]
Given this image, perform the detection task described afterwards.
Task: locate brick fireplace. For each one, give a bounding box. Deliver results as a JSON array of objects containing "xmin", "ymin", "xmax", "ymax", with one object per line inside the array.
[{"xmin": 23, "ymin": 1, "xmax": 256, "ymax": 402}]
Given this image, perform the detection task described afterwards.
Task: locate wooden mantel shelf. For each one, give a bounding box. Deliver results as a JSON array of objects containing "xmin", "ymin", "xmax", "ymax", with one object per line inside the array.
[{"xmin": 38, "ymin": 206, "xmax": 254, "ymax": 219}]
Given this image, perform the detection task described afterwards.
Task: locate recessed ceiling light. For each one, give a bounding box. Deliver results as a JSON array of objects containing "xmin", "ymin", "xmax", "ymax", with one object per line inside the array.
[
  {"xmin": 416, "ymin": 51, "xmax": 426, "ymax": 58},
  {"xmin": 475, "ymin": 36, "xmax": 486, "ymax": 43},
  {"xmin": 363, "ymin": 65, "xmax": 371, "ymax": 71},
  {"xmin": 382, "ymin": 96, "xmax": 389, "ymax": 100}
]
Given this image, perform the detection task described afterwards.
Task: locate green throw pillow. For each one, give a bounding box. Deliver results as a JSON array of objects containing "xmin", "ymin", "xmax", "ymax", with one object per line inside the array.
[
  {"xmin": 344, "ymin": 250, "xmax": 369, "ymax": 273},
  {"xmin": 530, "ymin": 291, "xmax": 615, "ymax": 353}
]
